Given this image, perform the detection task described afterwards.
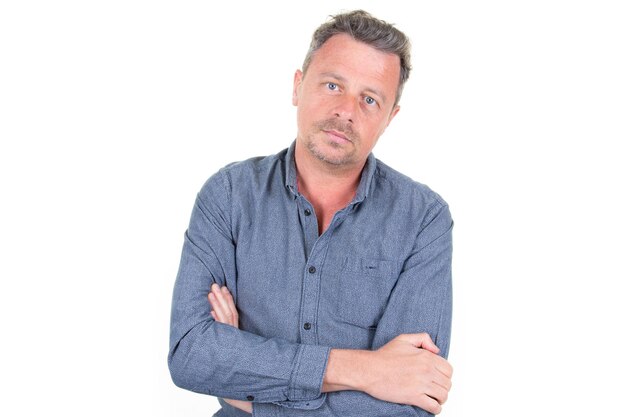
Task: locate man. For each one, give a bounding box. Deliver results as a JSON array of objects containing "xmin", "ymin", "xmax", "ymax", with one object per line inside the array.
[{"xmin": 169, "ymin": 10, "xmax": 453, "ymax": 417}]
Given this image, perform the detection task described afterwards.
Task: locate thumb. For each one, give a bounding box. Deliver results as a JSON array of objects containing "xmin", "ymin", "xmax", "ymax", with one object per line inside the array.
[{"xmin": 398, "ymin": 333, "xmax": 440, "ymax": 354}]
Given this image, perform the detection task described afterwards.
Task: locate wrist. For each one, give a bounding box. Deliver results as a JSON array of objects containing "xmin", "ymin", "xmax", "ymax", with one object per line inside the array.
[{"xmin": 322, "ymin": 348, "xmax": 375, "ymax": 393}]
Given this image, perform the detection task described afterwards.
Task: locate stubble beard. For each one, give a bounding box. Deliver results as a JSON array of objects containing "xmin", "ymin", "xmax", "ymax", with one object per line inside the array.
[{"xmin": 305, "ymin": 119, "xmax": 360, "ymax": 166}]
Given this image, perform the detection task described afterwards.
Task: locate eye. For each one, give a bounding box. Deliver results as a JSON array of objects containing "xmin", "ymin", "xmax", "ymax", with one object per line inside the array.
[
  {"xmin": 364, "ymin": 96, "xmax": 377, "ymax": 106},
  {"xmin": 326, "ymin": 82, "xmax": 338, "ymax": 91}
]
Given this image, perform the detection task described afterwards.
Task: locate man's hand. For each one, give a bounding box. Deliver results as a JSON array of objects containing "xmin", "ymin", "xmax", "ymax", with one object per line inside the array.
[
  {"xmin": 324, "ymin": 333, "xmax": 452, "ymax": 415},
  {"xmin": 365, "ymin": 334, "xmax": 452, "ymax": 414},
  {"xmin": 208, "ymin": 283, "xmax": 252, "ymax": 414}
]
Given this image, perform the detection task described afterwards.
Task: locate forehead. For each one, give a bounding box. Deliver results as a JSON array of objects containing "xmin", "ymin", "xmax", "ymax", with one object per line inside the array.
[{"xmin": 306, "ymin": 34, "xmax": 400, "ymax": 96}]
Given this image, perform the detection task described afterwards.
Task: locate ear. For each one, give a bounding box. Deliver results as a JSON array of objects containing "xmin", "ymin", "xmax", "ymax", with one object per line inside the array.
[
  {"xmin": 292, "ymin": 70, "xmax": 303, "ymax": 106},
  {"xmin": 386, "ymin": 105, "xmax": 401, "ymax": 127}
]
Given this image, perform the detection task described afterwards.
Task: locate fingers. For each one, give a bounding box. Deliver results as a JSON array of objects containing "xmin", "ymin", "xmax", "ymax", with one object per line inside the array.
[
  {"xmin": 433, "ymin": 368, "xmax": 453, "ymax": 393},
  {"xmin": 415, "ymin": 394, "xmax": 443, "ymax": 415},
  {"xmin": 208, "ymin": 283, "xmax": 239, "ymax": 328},
  {"xmin": 208, "ymin": 290, "xmax": 227, "ymax": 324},
  {"xmin": 391, "ymin": 333, "xmax": 452, "ymax": 410},
  {"xmin": 428, "ymin": 354, "xmax": 453, "ymax": 403},
  {"xmin": 412, "ymin": 354, "xmax": 451, "ymax": 408},
  {"xmin": 397, "ymin": 333, "xmax": 440, "ymax": 354},
  {"xmin": 435, "ymin": 357, "xmax": 453, "ymax": 379},
  {"xmin": 209, "ymin": 287, "xmax": 236, "ymax": 326},
  {"xmin": 396, "ymin": 333, "xmax": 453, "ymax": 380},
  {"xmin": 214, "ymin": 283, "xmax": 238, "ymax": 326},
  {"xmin": 426, "ymin": 379, "xmax": 450, "ymax": 406}
]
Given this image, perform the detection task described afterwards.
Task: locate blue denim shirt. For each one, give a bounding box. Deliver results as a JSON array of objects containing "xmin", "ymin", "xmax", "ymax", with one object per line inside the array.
[{"xmin": 169, "ymin": 142, "xmax": 453, "ymax": 417}]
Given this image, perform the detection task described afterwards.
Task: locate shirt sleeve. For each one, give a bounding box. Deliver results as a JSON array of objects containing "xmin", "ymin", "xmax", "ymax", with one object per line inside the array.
[
  {"xmin": 168, "ymin": 170, "xmax": 330, "ymax": 407},
  {"xmin": 372, "ymin": 200, "xmax": 453, "ymax": 355},
  {"xmin": 253, "ymin": 202, "xmax": 454, "ymax": 417}
]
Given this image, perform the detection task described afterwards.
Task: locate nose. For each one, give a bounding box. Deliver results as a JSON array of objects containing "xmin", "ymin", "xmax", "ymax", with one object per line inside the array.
[{"xmin": 332, "ymin": 95, "xmax": 356, "ymax": 123}]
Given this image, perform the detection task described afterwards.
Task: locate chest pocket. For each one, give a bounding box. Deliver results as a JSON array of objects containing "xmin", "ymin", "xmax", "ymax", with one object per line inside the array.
[{"xmin": 338, "ymin": 256, "xmax": 402, "ymax": 329}]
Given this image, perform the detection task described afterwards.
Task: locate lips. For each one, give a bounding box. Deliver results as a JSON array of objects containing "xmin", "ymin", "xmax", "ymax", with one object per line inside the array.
[
  {"xmin": 323, "ymin": 129, "xmax": 351, "ymax": 142},
  {"xmin": 315, "ymin": 119, "xmax": 358, "ymax": 143}
]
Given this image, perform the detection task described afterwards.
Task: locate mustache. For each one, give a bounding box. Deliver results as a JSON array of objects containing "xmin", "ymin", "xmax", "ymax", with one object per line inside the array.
[{"xmin": 315, "ymin": 119, "xmax": 358, "ymax": 142}]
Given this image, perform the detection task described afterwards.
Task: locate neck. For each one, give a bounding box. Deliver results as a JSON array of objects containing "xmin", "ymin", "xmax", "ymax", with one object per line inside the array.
[
  {"xmin": 294, "ymin": 142, "xmax": 365, "ymax": 234},
  {"xmin": 295, "ymin": 143, "xmax": 364, "ymax": 200}
]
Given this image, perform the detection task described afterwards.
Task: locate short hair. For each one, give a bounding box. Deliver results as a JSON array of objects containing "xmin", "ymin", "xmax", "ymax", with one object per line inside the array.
[{"xmin": 302, "ymin": 10, "xmax": 412, "ymax": 106}]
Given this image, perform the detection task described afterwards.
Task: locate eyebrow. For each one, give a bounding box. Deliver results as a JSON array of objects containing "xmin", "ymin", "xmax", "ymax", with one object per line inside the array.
[{"xmin": 320, "ymin": 72, "xmax": 387, "ymax": 104}]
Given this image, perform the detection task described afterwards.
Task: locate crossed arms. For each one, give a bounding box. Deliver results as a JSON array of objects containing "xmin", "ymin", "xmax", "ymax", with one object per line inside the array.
[{"xmin": 209, "ymin": 284, "xmax": 452, "ymax": 415}]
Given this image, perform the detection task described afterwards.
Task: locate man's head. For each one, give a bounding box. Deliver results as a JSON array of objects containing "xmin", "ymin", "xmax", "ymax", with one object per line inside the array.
[
  {"xmin": 292, "ymin": 10, "xmax": 411, "ymax": 170},
  {"xmin": 302, "ymin": 10, "xmax": 411, "ymax": 106}
]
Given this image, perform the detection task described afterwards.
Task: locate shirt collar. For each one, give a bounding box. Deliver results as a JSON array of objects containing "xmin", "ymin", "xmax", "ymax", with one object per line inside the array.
[{"xmin": 284, "ymin": 140, "xmax": 377, "ymax": 204}]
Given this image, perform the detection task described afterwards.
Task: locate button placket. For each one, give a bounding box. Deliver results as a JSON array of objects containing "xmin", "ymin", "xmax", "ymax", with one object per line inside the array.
[
  {"xmin": 299, "ymin": 199, "xmax": 317, "ymax": 257},
  {"xmin": 300, "ymin": 261, "xmax": 318, "ymax": 342},
  {"xmin": 298, "ymin": 198, "xmax": 323, "ymax": 344}
]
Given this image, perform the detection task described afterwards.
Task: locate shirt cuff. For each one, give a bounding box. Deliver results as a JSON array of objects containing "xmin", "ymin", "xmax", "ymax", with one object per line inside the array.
[
  {"xmin": 252, "ymin": 344, "xmax": 330, "ymax": 416},
  {"xmin": 253, "ymin": 394, "xmax": 327, "ymax": 417},
  {"xmin": 289, "ymin": 343, "xmax": 331, "ymax": 401}
]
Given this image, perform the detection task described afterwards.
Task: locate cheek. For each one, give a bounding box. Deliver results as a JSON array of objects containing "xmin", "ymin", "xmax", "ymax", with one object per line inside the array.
[
  {"xmin": 296, "ymin": 105, "xmax": 315, "ymax": 133},
  {"xmin": 362, "ymin": 119, "xmax": 388, "ymax": 140},
  {"xmin": 299, "ymin": 100, "xmax": 326, "ymax": 125}
]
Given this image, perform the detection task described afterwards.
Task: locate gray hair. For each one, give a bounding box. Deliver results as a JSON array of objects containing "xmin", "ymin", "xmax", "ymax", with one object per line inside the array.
[{"xmin": 302, "ymin": 10, "xmax": 412, "ymax": 106}]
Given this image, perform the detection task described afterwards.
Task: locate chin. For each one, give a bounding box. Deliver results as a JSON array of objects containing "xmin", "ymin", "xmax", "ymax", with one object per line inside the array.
[
  {"xmin": 315, "ymin": 149, "xmax": 357, "ymax": 166},
  {"xmin": 303, "ymin": 135, "xmax": 357, "ymax": 165}
]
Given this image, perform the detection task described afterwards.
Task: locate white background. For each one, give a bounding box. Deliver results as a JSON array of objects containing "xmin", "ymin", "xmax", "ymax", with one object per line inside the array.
[{"xmin": 1, "ymin": 1, "xmax": 625, "ymax": 416}]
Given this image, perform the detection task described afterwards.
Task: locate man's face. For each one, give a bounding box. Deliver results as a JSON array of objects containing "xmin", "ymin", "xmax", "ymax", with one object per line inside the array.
[{"xmin": 292, "ymin": 33, "xmax": 401, "ymax": 169}]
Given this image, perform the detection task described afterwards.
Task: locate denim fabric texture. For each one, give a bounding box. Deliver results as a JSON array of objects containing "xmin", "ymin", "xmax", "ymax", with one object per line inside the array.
[{"xmin": 169, "ymin": 142, "xmax": 453, "ymax": 417}]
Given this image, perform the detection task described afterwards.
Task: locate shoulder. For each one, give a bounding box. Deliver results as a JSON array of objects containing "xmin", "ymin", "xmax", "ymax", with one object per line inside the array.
[
  {"xmin": 199, "ymin": 148, "xmax": 288, "ymax": 196},
  {"xmin": 372, "ymin": 159, "xmax": 453, "ymax": 249},
  {"xmin": 372, "ymin": 158, "xmax": 449, "ymax": 214},
  {"xmin": 220, "ymin": 148, "xmax": 287, "ymax": 181}
]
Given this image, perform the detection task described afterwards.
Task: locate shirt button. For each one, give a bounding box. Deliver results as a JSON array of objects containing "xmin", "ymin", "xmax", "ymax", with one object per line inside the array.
[
  {"xmin": 246, "ymin": 395, "xmax": 254, "ymax": 401},
  {"xmin": 304, "ymin": 209, "xmax": 312, "ymax": 216},
  {"xmin": 308, "ymin": 266, "xmax": 316, "ymax": 274},
  {"xmin": 303, "ymin": 322, "xmax": 312, "ymax": 330}
]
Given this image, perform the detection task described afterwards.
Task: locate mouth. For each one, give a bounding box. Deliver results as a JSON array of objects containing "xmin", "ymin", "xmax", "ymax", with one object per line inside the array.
[{"xmin": 323, "ymin": 129, "xmax": 351, "ymax": 143}]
